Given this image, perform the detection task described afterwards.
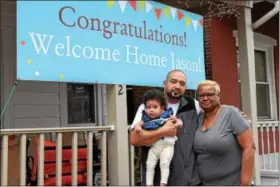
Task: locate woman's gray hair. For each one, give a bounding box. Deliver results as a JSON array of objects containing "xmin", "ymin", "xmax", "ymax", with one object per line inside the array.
[{"xmin": 197, "ymin": 80, "xmax": 221, "ymax": 93}]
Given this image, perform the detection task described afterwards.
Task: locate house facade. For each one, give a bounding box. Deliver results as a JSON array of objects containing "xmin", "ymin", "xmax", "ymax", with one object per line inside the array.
[
  {"xmin": 127, "ymin": 0, "xmax": 279, "ymax": 185},
  {"xmin": 0, "ymin": 0, "xmax": 279, "ymax": 186}
]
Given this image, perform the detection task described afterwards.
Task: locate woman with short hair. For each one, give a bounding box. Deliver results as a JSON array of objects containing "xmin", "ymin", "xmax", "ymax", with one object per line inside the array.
[{"xmin": 194, "ymin": 80, "xmax": 255, "ymax": 186}]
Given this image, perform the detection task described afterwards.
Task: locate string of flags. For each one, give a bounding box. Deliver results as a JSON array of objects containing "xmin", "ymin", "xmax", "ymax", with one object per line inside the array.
[{"xmin": 106, "ymin": 0, "xmax": 203, "ymax": 32}]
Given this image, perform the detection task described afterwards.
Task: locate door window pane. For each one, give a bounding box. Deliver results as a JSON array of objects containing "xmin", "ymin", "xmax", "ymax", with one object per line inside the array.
[{"xmin": 67, "ymin": 84, "xmax": 95, "ymax": 124}]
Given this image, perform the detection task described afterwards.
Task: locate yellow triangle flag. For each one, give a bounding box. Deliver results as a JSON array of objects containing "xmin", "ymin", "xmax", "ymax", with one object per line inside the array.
[
  {"xmin": 185, "ymin": 17, "xmax": 191, "ymax": 26},
  {"xmin": 107, "ymin": 0, "xmax": 115, "ymax": 8},
  {"xmin": 163, "ymin": 7, "xmax": 170, "ymax": 18},
  {"xmin": 139, "ymin": 1, "xmax": 145, "ymax": 11}
]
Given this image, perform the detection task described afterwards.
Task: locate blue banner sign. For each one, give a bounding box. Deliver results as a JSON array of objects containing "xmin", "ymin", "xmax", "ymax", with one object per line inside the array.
[{"xmin": 17, "ymin": 1, "xmax": 205, "ymax": 89}]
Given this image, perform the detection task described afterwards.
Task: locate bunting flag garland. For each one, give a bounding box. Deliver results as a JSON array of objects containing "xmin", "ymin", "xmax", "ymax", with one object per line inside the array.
[
  {"xmin": 177, "ymin": 10, "xmax": 184, "ymax": 21},
  {"xmin": 169, "ymin": 7, "xmax": 177, "ymax": 19},
  {"xmin": 154, "ymin": 8, "xmax": 162, "ymax": 20},
  {"xmin": 192, "ymin": 20, "xmax": 199, "ymax": 31},
  {"xmin": 145, "ymin": 1, "xmax": 153, "ymax": 13},
  {"xmin": 162, "ymin": 7, "xmax": 170, "ymax": 18},
  {"xmin": 106, "ymin": 1, "xmax": 203, "ymax": 31},
  {"xmin": 138, "ymin": 1, "xmax": 145, "ymax": 12},
  {"xmin": 107, "ymin": 0, "xmax": 115, "ymax": 8},
  {"xmin": 185, "ymin": 17, "xmax": 191, "ymax": 26},
  {"xmin": 118, "ymin": 1, "xmax": 127, "ymax": 13},
  {"xmin": 129, "ymin": 0, "xmax": 137, "ymax": 11}
]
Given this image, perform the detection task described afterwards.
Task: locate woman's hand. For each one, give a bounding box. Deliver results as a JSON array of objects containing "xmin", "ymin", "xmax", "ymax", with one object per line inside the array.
[
  {"xmin": 169, "ymin": 116, "xmax": 183, "ymax": 127},
  {"xmin": 176, "ymin": 118, "xmax": 183, "ymax": 128},
  {"xmin": 240, "ymin": 111, "xmax": 251, "ymax": 124}
]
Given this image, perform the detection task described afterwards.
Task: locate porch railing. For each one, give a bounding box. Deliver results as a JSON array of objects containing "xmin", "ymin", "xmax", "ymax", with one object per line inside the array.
[
  {"xmin": 128, "ymin": 125, "xmax": 141, "ymax": 186},
  {"xmin": 257, "ymin": 121, "xmax": 279, "ymax": 175},
  {"xmin": 0, "ymin": 126, "xmax": 114, "ymax": 186},
  {"xmin": 2, "ymin": 121, "xmax": 277, "ymax": 186}
]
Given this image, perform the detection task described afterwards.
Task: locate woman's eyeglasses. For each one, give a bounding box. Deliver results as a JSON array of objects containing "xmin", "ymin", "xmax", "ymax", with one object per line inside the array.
[{"xmin": 197, "ymin": 92, "xmax": 218, "ymax": 99}]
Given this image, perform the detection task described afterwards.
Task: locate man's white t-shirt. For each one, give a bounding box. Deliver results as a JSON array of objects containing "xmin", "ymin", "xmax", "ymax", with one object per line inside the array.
[{"xmin": 130, "ymin": 98, "xmax": 201, "ymax": 129}]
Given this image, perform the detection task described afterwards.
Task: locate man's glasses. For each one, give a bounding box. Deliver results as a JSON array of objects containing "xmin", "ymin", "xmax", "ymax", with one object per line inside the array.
[{"xmin": 197, "ymin": 92, "xmax": 218, "ymax": 99}]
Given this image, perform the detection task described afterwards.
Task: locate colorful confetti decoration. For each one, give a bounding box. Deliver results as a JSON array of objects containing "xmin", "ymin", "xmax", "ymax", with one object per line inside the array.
[
  {"xmin": 162, "ymin": 7, "xmax": 170, "ymax": 19},
  {"xmin": 27, "ymin": 58, "xmax": 32, "ymax": 64},
  {"xmin": 185, "ymin": 17, "xmax": 191, "ymax": 26},
  {"xmin": 20, "ymin": 40, "xmax": 26, "ymax": 46},
  {"xmin": 169, "ymin": 7, "xmax": 177, "ymax": 19},
  {"xmin": 192, "ymin": 20, "xmax": 199, "ymax": 31},
  {"xmin": 145, "ymin": 1, "xmax": 153, "ymax": 13},
  {"xmin": 107, "ymin": 0, "xmax": 115, "ymax": 8},
  {"xmin": 118, "ymin": 1, "xmax": 127, "ymax": 13},
  {"xmin": 138, "ymin": 1, "xmax": 145, "ymax": 12},
  {"xmin": 59, "ymin": 74, "xmax": 65, "ymax": 80}
]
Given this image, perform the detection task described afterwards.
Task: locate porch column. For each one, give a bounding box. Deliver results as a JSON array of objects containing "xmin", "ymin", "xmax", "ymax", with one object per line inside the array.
[
  {"xmin": 237, "ymin": 5, "xmax": 261, "ymax": 185},
  {"xmin": 106, "ymin": 84, "xmax": 130, "ymax": 185}
]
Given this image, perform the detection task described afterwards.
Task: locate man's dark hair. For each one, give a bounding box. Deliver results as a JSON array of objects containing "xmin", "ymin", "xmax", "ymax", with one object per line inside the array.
[{"xmin": 142, "ymin": 89, "xmax": 166, "ymax": 108}]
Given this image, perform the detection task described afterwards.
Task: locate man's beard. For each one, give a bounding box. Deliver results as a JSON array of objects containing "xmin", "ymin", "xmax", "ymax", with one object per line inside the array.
[{"xmin": 166, "ymin": 90, "xmax": 183, "ymax": 100}]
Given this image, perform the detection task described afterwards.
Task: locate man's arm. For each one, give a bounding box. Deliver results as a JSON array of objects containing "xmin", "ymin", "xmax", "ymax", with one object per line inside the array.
[
  {"xmin": 130, "ymin": 127, "xmax": 165, "ymax": 146},
  {"xmin": 129, "ymin": 104, "xmax": 179, "ymax": 146},
  {"xmin": 130, "ymin": 118, "xmax": 179, "ymax": 146}
]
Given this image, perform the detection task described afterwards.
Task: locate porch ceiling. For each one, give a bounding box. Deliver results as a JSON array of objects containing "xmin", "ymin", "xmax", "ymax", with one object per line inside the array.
[{"xmin": 252, "ymin": 1, "xmax": 279, "ymax": 40}]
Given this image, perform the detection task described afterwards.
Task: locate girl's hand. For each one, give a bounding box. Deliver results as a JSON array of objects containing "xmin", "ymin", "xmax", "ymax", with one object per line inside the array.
[{"xmin": 135, "ymin": 125, "xmax": 143, "ymax": 132}]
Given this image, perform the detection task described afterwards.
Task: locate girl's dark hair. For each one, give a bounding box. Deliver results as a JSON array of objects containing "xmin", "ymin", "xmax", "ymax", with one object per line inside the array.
[{"xmin": 142, "ymin": 89, "xmax": 166, "ymax": 107}]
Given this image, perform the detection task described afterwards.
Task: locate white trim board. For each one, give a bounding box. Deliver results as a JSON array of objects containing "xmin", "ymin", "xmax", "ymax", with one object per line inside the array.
[{"xmin": 233, "ymin": 30, "xmax": 277, "ymax": 47}]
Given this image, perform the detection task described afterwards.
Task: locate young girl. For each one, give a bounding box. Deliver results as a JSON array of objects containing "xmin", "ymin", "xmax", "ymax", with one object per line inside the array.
[{"xmin": 135, "ymin": 89, "xmax": 182, "ymax": 186}]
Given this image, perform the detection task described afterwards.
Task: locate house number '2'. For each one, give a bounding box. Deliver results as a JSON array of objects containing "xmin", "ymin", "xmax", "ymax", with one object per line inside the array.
[{"xmin": 118, "ymin": 85, "xmax": 124, "ymax": 95}]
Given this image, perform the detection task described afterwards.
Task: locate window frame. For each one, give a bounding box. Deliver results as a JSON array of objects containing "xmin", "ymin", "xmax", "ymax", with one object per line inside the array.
[{"xmin": 233, "ymin": 30, "xmax": 278, "ymax": 121}]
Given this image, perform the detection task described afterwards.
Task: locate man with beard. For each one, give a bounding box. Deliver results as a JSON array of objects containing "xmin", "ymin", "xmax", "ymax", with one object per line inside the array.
[{"xmin": 130, "ymin": 69, "xmax": 202, "ymax": 186}]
